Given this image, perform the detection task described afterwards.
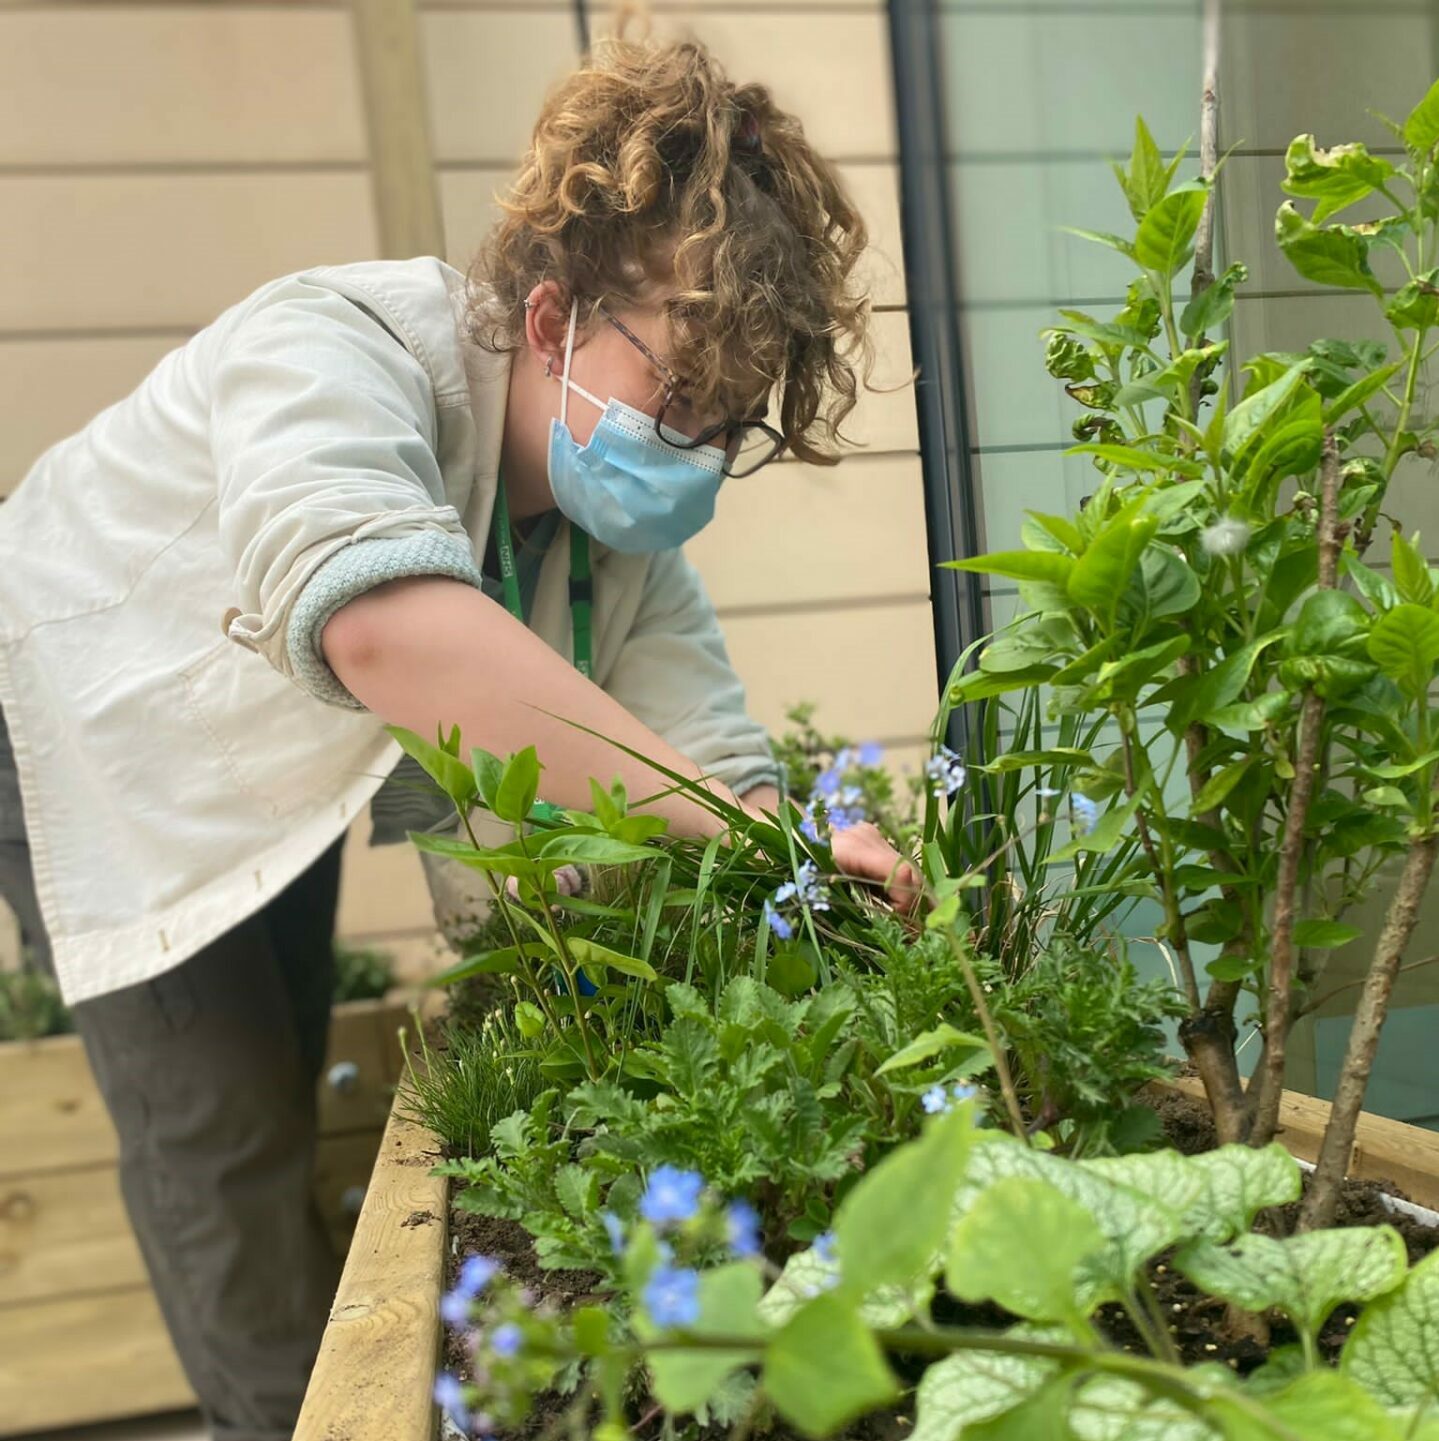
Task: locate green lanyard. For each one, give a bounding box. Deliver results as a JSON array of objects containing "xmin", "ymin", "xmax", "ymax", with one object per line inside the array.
[{"xmin": 491, "ymin": 482, "xmax": 593, "ymax": 680}]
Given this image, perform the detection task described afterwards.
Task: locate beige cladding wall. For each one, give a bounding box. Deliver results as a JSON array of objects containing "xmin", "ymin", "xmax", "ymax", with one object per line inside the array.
[{"xmin": 0, "ymin": 2, "xmax": 932, "ymax": 961}]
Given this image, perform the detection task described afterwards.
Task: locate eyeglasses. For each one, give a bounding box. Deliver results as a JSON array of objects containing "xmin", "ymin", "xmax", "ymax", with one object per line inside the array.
[{"xmin": 600, "ymin": 306, "xmax": 787, "ymax": 478}]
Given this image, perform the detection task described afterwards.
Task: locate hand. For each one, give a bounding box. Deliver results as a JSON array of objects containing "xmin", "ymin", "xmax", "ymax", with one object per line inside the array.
[{"xmin": 830, "ymin": 822, "xmax": 923, "ymax": 913}]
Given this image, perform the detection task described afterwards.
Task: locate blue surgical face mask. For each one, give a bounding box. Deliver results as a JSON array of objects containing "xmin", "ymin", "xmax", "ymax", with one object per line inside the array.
[{"xmin": 545, "ymin": 300, "xmax": 726, "ymax": 553}]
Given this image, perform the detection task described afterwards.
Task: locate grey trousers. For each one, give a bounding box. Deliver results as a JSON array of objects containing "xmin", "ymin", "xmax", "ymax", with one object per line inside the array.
[{"xmin": 1, "ymin": 712, "xmax": 345, "ymax": 1440}]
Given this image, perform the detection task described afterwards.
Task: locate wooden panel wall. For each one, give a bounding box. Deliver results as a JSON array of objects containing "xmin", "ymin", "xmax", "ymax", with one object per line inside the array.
[{"xmin": 0, "ymin": 1, "xmax": 930, "ymax": 960}]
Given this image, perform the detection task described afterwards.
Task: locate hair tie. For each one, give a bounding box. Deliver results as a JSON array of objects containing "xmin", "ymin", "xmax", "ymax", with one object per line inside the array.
[{"xmin": 734, "ymin": 113, "xmax": 762, "ymax": 156}]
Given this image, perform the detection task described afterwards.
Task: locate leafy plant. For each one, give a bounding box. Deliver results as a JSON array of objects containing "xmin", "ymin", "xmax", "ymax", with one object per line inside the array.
[
  {"xmin": 397, "ymin": 999, "xmax": 544, "ymax": 1155},
  {"xmin": 437, "ymin": 1103, "xmax": 1439, "ymax": 1441},
  {"xmin": 435, "ymin": 971, "xmax": 976, "ymax": 1280},
  {"xmin": 945, "ymin": 87, "xmax": 1439, "ymax": 1228},
  {"xmin": 331, "ymin": 941, "xmax": 395, "ymax": 1003},
  {"xmin": 987, "ymin": 933, "xmax": 1185, "ymax": 1155},
  {"xmin": 0, "ymin": 966, "xmax": 71, "ymax": 1041}
]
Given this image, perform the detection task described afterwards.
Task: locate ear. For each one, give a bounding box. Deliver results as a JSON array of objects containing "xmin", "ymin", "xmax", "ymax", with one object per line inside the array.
[{"xmin": 523, "ymin": 281, "xmax": 575, "ymax": 376}]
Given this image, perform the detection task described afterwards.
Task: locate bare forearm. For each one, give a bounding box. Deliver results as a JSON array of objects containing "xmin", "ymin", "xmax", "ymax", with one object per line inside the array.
[{"xmin": 322, "ymin": 577, "xmax": 730, "ymax": 837}]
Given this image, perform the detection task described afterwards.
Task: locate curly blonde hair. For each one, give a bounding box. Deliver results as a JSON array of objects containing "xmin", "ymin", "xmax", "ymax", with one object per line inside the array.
[{"xmin": 465, "ymin": 35, "xmax": 872, "ymax": 466}]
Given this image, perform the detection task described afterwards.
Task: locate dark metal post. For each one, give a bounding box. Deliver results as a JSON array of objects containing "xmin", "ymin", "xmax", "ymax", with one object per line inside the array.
[{"xmin": 887, "ymin": 0, "xmax": 987, "ymax": 751}]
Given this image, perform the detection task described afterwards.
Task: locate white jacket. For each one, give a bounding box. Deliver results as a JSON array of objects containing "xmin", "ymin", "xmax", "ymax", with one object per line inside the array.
[{"xmin": 0, "ymin": 257, "xmax": 776, "ymax": 1004}]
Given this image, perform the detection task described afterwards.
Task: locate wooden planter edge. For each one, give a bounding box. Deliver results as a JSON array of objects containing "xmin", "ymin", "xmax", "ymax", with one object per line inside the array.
[
  {"xmin": 1152, "ymin": 1076, "xmax": 1439, "ymax": 1213},
  {"xmin": 294, "ymin": 1097, "xmax": 449, "ymax": 1441},
  {"xmin": 301, "ymin": 1079, "xmax": 1439, "ymax": 1441}
]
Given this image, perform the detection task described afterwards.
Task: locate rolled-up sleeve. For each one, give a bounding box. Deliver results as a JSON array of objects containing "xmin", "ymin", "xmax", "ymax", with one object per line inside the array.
[
  {"xmin": 604, "ymin": 548, "xmax": 780, "ymax": 798},
  {"xmin": 210, "ymin": 274, "xmax": 481, "ymax": 702}
]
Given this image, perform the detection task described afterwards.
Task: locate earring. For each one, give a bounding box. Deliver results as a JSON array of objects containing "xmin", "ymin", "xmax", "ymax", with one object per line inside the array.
[
  {"xmin": 544, "ymin": 357, "xmax": 554, "ymax": 378},
  {"xmin": 523, "ymin": 298, "xmax": 534, "ymax": 310}
]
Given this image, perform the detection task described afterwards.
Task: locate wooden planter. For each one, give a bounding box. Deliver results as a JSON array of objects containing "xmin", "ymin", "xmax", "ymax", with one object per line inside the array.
[
  {"xmin": 1156, "ymin": 1075, "xmax": 1439, "ymax": 1213},
  {"xmin": 296, "ymin": 1078, "xmax": 1439, "ymax": 1441},
  {"xmin": 0, "ymin": 995, "xmax": 410, "ymax": 1437},
  {"xmin": 294, "ymin": 1099, "xmax": 448, "ymax": 1441}
]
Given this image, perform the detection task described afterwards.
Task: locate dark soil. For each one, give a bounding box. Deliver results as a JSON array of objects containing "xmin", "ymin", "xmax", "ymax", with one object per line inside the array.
[{"xmin": 441, "ymin": 1087, "xmax": 1439, "ymax": 1435}]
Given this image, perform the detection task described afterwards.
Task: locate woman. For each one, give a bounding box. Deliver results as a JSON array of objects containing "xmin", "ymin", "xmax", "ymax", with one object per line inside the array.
[{"xmin": 0, "ymin": 35, "xmax": 915, "ymax": 1440}]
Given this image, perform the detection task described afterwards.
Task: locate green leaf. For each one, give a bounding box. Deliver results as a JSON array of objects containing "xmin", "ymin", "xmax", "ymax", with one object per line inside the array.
[
  {"xmin": 471, "ymin": 748, "xmax": 504, "ymax": 809},
  {"xmin": 1046, "ymin": 793, "xmax": 1141, "ymax": 865},
  {"xmin": 1292, "ymin": 588, "xmax": 1370, "ymax": 656},
  {"xmin": 572, "ymin": 1305, "xmax": 610, "ymax": 1357},
  {"xmin": 1243, "ymin": 410, "xmax": 1325, "ymax": 498},
  {"xmin": 1322, "ymin": 361, "xmax": 1402, "ymax": 424},
  {"xmin": 494, "ymin": 746, "xmax": 542, "ymax": 825},
  {"xmin": 646, "ymin": 1263, "xmax": 766, "ymax": 1416},
  {"xmin": 876, "ymin": 1024, "xmax": 988, "ymax": 1076},
  {"xmin": 1367, "ymin": 751, "xmax": 1439, "ymax": 779},
  {"xmin": 1063, "ymin": 444, "xmax": 1201, "ymax": 475},
  {"xmin": 1282, "ymin": 134, "xmax": 1396, "ymax": 224},
  {"xmin": 535, "ymin": 832, "xmax": 660, "ymax": 866},
  {"xmin": 1343, "ymin": 1247, "xmax": 1439, "ymax": 1406},
  {"xmin": 1175, "ymin": 1144, "xmax": 1302, "ymax": 1243},
  {"xmin": 955, "ymin": 1138, "xmax": 1197, "ymax": 1310},
  {"xmin": 427, "ymin": 942, "xmax": 550, "ymax": 986},
  {"xmin": 908, "ymin": 1330, "xmax": 1063, "ymax": 1441},
  {"xmin": 1368, "ymin": 603, "xmax": 1439, "ymax": 698},
  {"xmin": 834, "ymin": 1104, "xmax": 973, "ymax": 1297},
  {"xmin": 1134, "ymin": 182, "xmax": 1209, "ymax": 275},
  {"xmin": 1177, "ymin": 1226, "xmax": 1407, "ymax": 1341},
  {"xmin": 1386, "ymin": 270, "xmax": 1439, "ymax": 331},
  {"xmin": 1208, "ymin": 692, "xmax": 1294, "ymax": 737},
  {"xmin": 948, "ymin": 664, "xmax": 1057, "ymax": 705},
  {"xmin": 1181, "ymin": 262, "xmax": 1249, "ymax": 339},
  {"xmin": 1069, "ymin": 1375, "xmax": 1221, "ymax": 1441},
  {"xmin": 1069, "ymin": 515, "xmax": 1160, "ymax": 627},
  {"xmin": 759, "ymin": 1247, "xmax": 932, "ymax": 1331},
  {"xmin": 1229, "ymin": 1371, "xmax": 1408, "ymax": 1441},
  {"xmin": 566, "ymin": 937, "xmax": 659, "ymax": 982},
  {"xmin": 1116, "ymin": 116, "xmax": 1172, "ymax": 221},
  {"xmin": 1023, "ymin": 511, "xmax": 1086, "ymax": 555},
  {"xmin": 1393, "ymin": 530, "xmax": 1435, "ymax": 605},
  {"xmin": 1170, "ymin": 636, "xmax": 1284, "ymax": 733},
  {"xmin": 947, "ymin": 1178, "xmax": 1105, "ymax": 1323},
  {"xmin": 1275, "ymin": 202, "xmax": 1383, "ymax": 295},
  {"xmin": 1292, "ymin": 919, "xmax": 1361, "ymax": 949},
  {"xmin": 985, "ymin": 747, "xmax": 1094, "ymax": 775},
  {"xmin": 1189, "ymin": 757, "xmax": 1253, "ymax": 816},
  {"xmin": 1055, "ymin": 310, "xmax": 1153, "ymax": 351},
  {"xmin": 384, "ymin": 724, "xmax": 477, "ymax": 807},
  {"xmin": 762, "ymin": 1293, "xmax": 897, "ymax": 1437},
  {"xmin": 1059, "ymin": 225, "xmax": 1138, "ymax": 260},
  {"xmin": 944, "ymin": 551, "xmax": 1076, "ymax": 586},
  {"xmin": 1223, "ymin": 361, "xmax": 1310, "ymax": 461},
  {"xmin": 1121, "ymin": 547, "xmax": 1200, "ymax": 633},
  {"xmin": 1406, "ymin": 77, "xmax": 1439, "ymax": 157},
  {"xmin": 1115, "ymin": 346, "xmax": 1227, "ymax": 407},
  {"xmin": 554, "ymin": 1163, "xmax": 598, "ymax": 1218}
]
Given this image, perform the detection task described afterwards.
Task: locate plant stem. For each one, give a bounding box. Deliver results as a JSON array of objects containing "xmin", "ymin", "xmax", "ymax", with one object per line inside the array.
[
  {"xmin": 943, "ymin": 928, "xmax": 1029, "ymax": 1143},
  {"xmin": 1131, "ymin": 1283, "xmax": 1183, "ymax": 1366},
  {"xmin": 1248, "ymin": 432, "xmax": 1340, "ymax": 1146},
  {"xmin": 1185, "ymin": 0, "xmax": 1222, "ymax": 424},
  {"xmin": 1117, "ymin": 718, "xmax": 1201, "ymax": 1010},
  {"xmin": 1383, "ymin": 328, "xmax": 1428, "ymax": 479},
  {"xmin": 622, "ymin": 1325, "xmax": 1307, "ymax": 1441},
  {"xmin": 1303, "ymin": 950, "xmax": 1439, "ymax": 1015},
  {"xmin": 1299, "ymin": 831, "xmax": 1439, "ymax": 1230}
]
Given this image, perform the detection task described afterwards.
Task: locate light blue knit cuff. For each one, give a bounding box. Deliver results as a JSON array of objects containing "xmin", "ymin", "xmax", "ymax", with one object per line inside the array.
[
  {"xmin": 731, "ymin": 763, "xmax": 784, "ymax": 800},
  {"xmin": 287, "ymin": 532, "xmax": 484, "ymax": 708}
]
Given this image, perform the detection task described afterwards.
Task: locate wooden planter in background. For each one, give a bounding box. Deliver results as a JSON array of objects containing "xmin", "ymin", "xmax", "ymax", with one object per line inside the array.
[
  {"xmin": 1155, "ymin": 1074, "xmax": 1439, "ymax": 1212},
  {"xmin": 292, "ymin": 1078, "xmax": 1439, "ymax": 1441},
  {"xmin": 0, "ymin": 995, "xmax": 410, "ymax": 1437}
]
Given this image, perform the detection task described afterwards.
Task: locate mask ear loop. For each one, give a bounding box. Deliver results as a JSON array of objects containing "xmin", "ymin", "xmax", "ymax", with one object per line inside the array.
[{"xmin": 560, "ymin": 297, "xmax": 580, "ymax": 430}]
